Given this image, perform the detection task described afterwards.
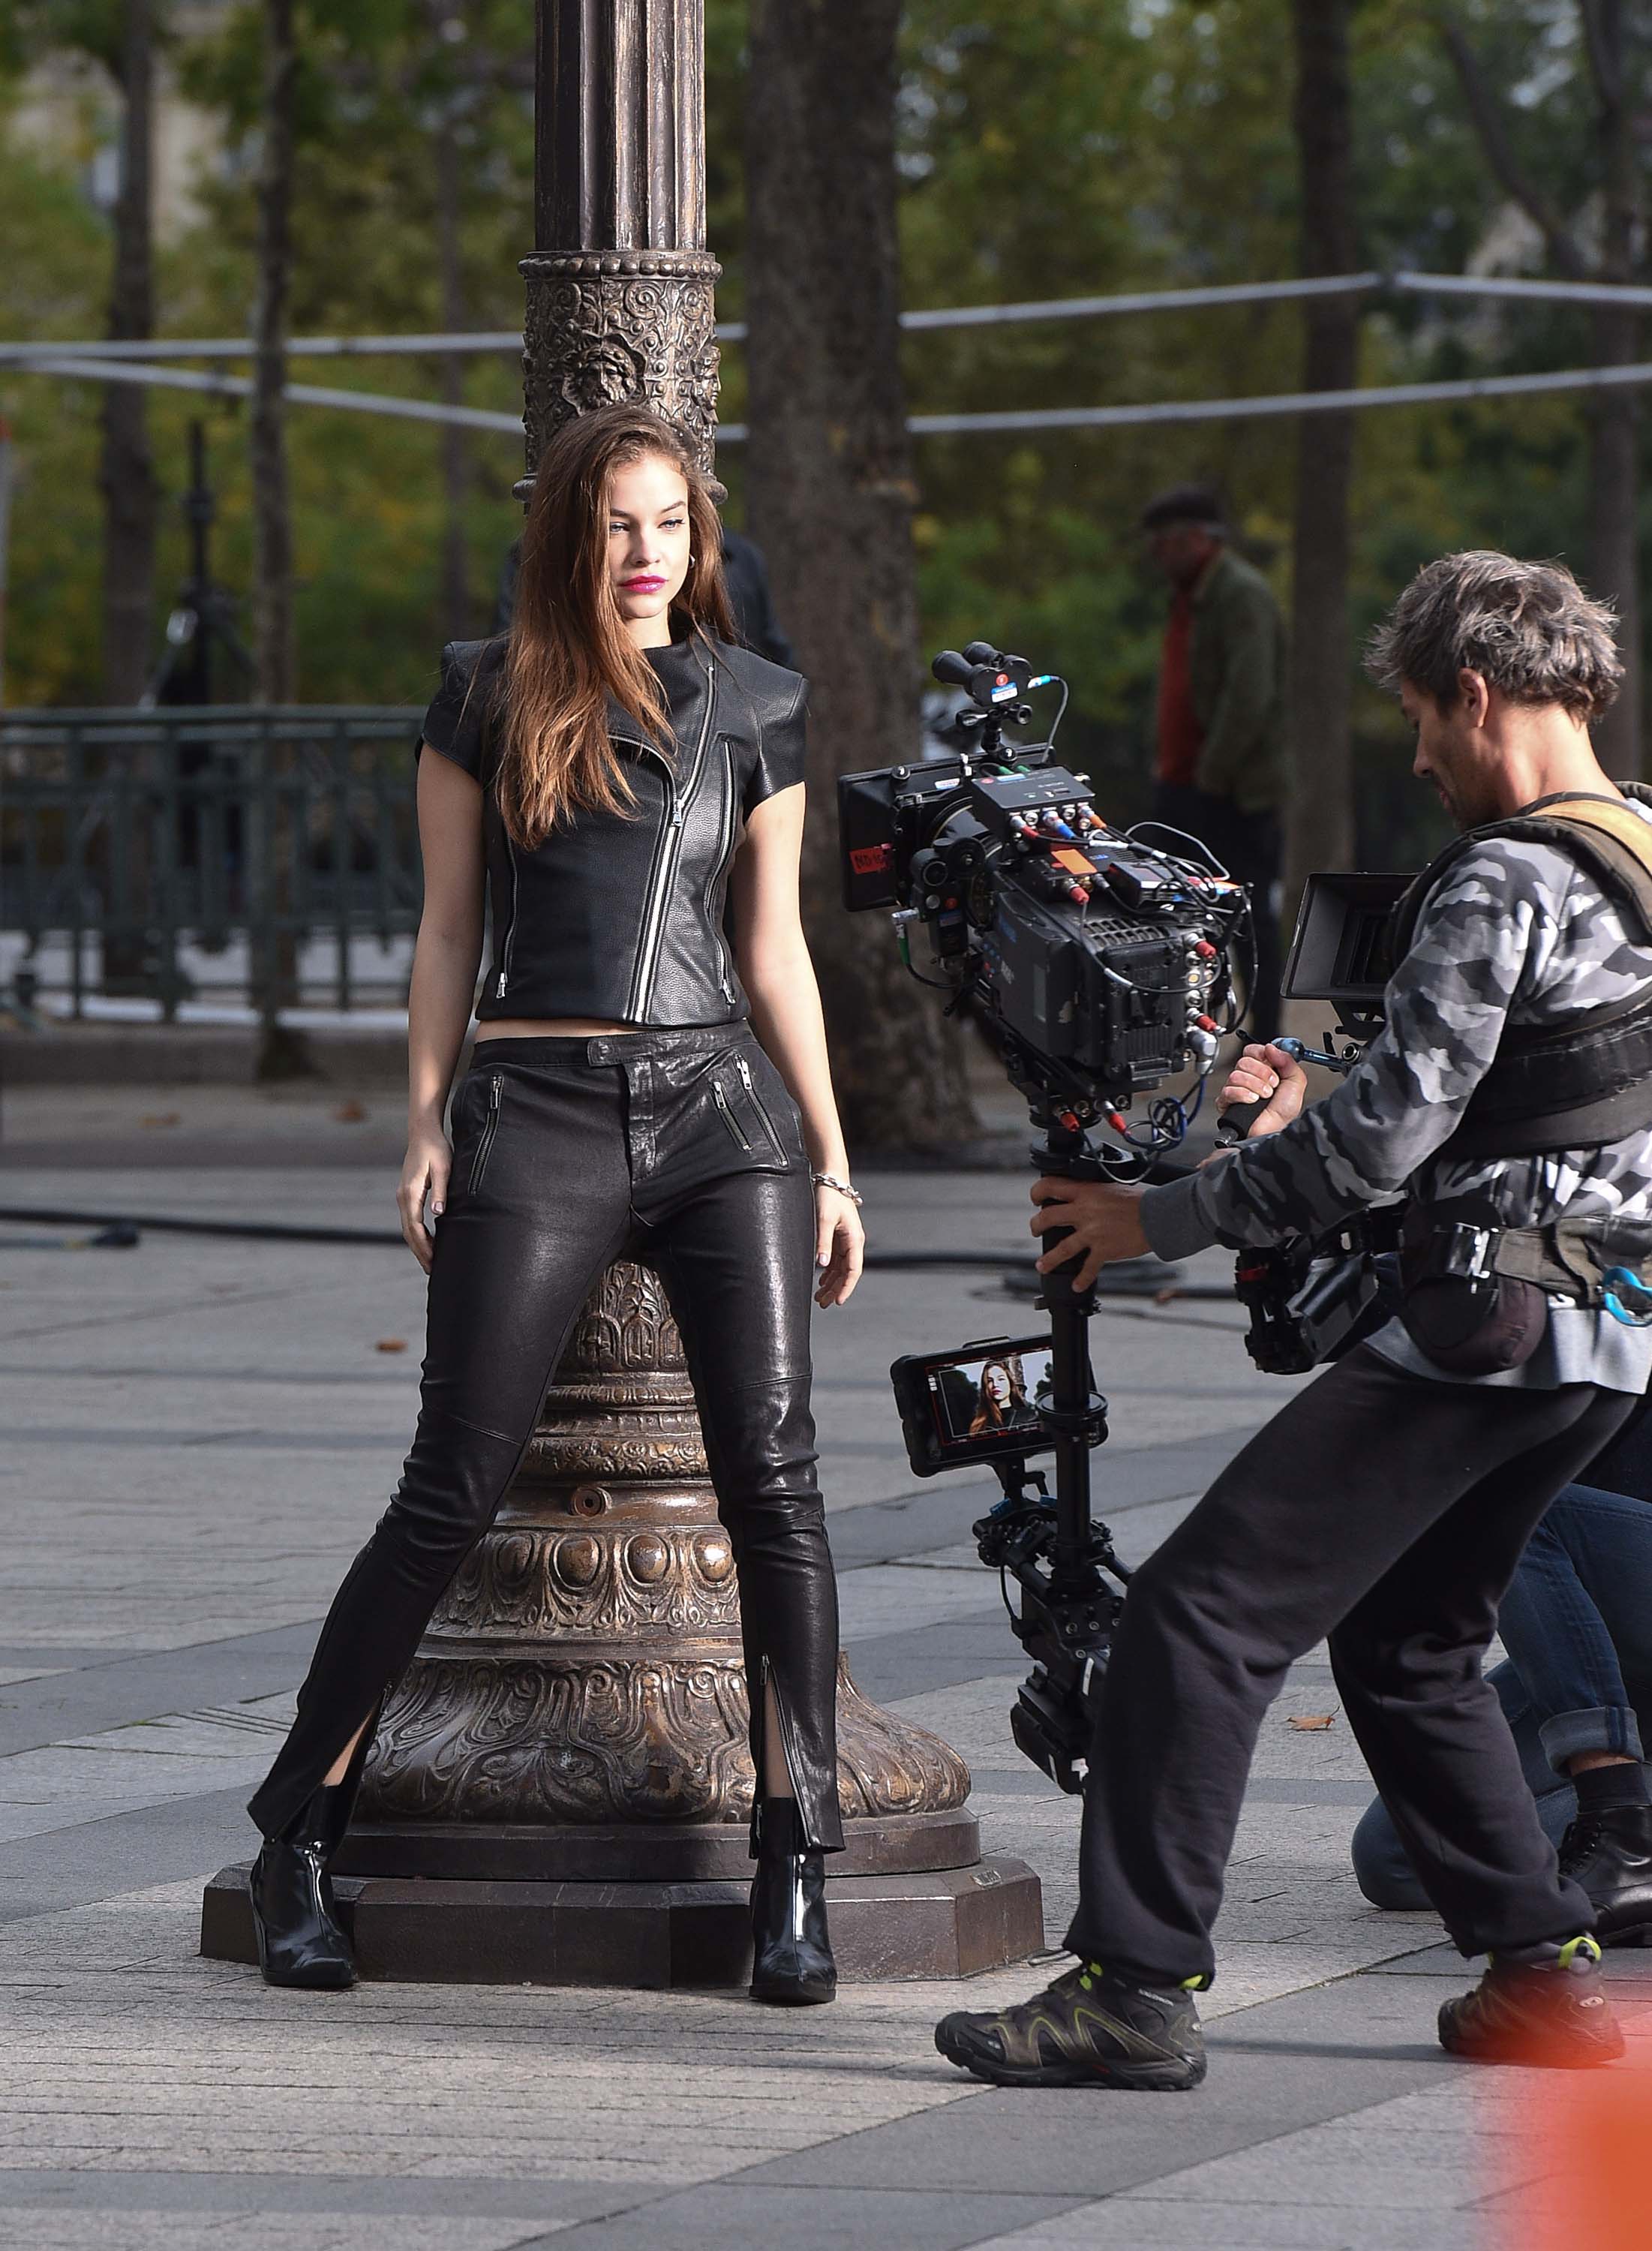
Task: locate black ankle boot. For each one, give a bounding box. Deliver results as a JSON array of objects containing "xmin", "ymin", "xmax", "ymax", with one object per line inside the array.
[
  {"xmin": 248, "ymin": 1781, "xmax": 358, "ymax": 1991},
  {"xmin": 1560, "ymin": 1800, "xmax": 1652, "ymax": 1948},
  {"xmin": 749, "ymin": 1799, "xmax": 837, "ymax": 2006}
]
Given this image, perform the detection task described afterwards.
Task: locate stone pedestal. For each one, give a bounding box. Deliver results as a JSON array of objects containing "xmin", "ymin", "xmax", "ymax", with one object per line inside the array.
[
  {"xmin": 202, "ymin": 1858, "xmax": 1043, "ymax": 1989},
  {"xmin": 201, "ymin": 1261, "xmax": 1043, "ymax": 1985}
]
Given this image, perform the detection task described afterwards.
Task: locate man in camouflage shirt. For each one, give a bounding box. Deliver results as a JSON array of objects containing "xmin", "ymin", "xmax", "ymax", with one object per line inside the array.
[{"xmin": 936, "ymin": 551, "xmax": 1648, "ymax": 2090}]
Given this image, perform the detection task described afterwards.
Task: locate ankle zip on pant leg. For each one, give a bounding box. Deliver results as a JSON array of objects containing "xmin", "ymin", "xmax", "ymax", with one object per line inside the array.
[{"xmin": 754, "ymin": 1653, "xmax": 834, "ymax": 1855}]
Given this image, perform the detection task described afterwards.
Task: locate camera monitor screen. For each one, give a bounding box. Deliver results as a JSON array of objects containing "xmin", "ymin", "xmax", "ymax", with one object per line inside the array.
[{"xmin": 890, "ymin": 1336, "xmax": 1056, "ymax": 1477}]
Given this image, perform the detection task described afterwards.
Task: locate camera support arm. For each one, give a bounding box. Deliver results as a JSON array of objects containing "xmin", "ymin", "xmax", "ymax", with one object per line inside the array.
[{"xmin": 968, "ymin": 1098, "xmax": 1132, "ymax": 1793}]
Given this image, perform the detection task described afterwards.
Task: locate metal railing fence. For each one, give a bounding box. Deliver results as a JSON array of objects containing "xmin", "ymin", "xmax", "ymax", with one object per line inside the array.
[{"xmin": 0, "ymin": 705, "xmax": 423, "ymax": 1017}]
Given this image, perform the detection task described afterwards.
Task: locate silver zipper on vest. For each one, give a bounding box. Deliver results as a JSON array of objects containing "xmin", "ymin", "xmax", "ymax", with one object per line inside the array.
[
  {"xmin": 494, "ymin": 833, "xmax": 520, "ymax": 1001},
  {"xmin": 623, "ymin": 659, "xmax": 717, "ymax": 1020},
  {"xmin": 710, "ymin": 735, "xmax": 739, "ymax": 1004}
]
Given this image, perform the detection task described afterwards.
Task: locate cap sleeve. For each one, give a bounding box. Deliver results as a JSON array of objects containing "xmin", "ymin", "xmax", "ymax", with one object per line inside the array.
[
  {"xmin": 743, "ymin": 675, "xmax": 809, "ymax": 816},
  {"xmin": 417, "ymin": 640, "xmax": 497, "ymax": 781}
]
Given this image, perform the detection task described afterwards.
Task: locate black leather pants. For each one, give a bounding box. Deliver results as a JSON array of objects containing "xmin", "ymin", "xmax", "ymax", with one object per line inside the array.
[{"xmin": 248, "ymin": 1023, "xmax": 844, "ymax": 1853}]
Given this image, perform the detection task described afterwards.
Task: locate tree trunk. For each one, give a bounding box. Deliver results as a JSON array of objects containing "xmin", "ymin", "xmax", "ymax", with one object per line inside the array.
[
  {"xmin": 251, "ymin": 0, "xmax": 304, "ymax": 1059},
  {"xmin": 743, "ymin": 0, "xmax": 975, "ymax": 1151},
  {"xmin": 100, "ymin": 0, "xmax": 157, "ymax": 705},
  {"xmin": 434, "ymin": 106, "xmax": 473, "ymax": 639},
  {"xmin": 1284, "ymin": 0, "xmax": 1359, "ymax": 909},
  {"xmin": 251, "ymin": 0, "xmax": 296, "ymax": 704},
  {"xmin": 1441, "ymin": 1, "xmax": 1644, "ymax": 774},
  {"xmin": 1584, "ymin": 0, "xmax": 1641, "ymax": 778},
  {"xmin": 1587, "ymin": 312, "xmax": 1642, "ymax": 779}
]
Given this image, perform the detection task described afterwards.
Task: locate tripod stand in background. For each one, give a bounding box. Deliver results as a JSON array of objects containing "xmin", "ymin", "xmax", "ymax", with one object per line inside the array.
[{"xmin": 144, "ymin": 421, "xmax": 254, "ymax": 710}]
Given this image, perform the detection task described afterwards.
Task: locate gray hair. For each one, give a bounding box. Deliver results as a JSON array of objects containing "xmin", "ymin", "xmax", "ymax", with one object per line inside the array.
[{"xmin": 1365, "ymin": 549, "xmax": 1623, "ymax": 720}]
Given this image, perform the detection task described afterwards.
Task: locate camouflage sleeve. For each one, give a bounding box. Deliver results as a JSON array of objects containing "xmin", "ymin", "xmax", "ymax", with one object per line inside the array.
[{"xmin": 1138, "ymin": 840, "xmax": 1571, "ymax": 1259}]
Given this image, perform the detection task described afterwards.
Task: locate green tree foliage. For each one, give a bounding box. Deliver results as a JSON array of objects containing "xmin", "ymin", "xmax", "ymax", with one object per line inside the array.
[{"xmin": 0, "ymin": 0, "xmax": 1645, "ymax": 863}]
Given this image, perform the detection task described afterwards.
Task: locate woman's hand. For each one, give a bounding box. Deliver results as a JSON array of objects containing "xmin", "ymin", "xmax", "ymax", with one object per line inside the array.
[
  {"xmin": 1215, "ymin": 1042, "xmax": 1309, "ymax": 1141},
  {"xmin": 815, "ymin": 1186, "xmax": 865, "ymax": 1309},
  {"xmin": 398, "ymin": 1122, "xmax": 452, "ymax": 1273}
]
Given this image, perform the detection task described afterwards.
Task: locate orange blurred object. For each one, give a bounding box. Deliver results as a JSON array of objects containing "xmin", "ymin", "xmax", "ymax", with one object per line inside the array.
[{"xmin": 1499, "ymin": 2039, "xmax": 1652, "ymax": 2249}]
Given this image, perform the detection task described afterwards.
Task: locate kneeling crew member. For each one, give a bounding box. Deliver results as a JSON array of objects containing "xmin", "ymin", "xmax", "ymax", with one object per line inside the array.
[{"xmin": 936, "ymin": 549, "xmax": 1652, "ymax": 2087}]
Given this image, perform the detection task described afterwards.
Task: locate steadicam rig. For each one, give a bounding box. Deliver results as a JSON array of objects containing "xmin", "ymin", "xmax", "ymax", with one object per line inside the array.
[
  {"xmin": 839, "ymin": 641, "xmax": 1254, "ymax": 1164},
  {"xmin": 844, "ymin": 641, "xmax": 1258, "ymax": 1794}
]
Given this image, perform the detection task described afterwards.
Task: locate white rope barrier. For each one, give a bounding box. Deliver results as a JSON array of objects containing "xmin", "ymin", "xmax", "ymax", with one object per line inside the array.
[
  {"xmin": 24, "ymin": 356, "xmax": 524, "ymax": 434},
  {"xmin": 26, "ymin": 348, "xmax": 1652, "ymax": 442},
  {"xmin": 10, "ymin": 270, "xmax": 1650, "ymax": 442},
  {"xmin": 1391, "ymin": 269, "xmax": 1652, "ymax": 314},
  {"xmin": 4, "ymin": 266, "xmax": 1649, "ymax": 369},
  {"xmin": 710, "ymin": 357, "xmax": 1652, "ymax": 445},
  {"xmin": 0, "ymin": 333, "xmax": 524, "ymax": 365}
]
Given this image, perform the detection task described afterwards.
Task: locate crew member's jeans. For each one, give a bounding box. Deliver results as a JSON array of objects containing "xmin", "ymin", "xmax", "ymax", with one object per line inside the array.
[
  {"xmin": 1068, "ymin": 1348, "xmax": 1633, "ymax": 1987},
  {"xmin": 248, "ymin": 1023, "xmax": 844, "ymax": 1854},
  {"xmin": 1352, "ymin": 1477, "xmax": 1652, "ymax": 1907},
  {"xmin": 1151, "ymin": 781, "xmax": 1281, "ymax": 1041}
]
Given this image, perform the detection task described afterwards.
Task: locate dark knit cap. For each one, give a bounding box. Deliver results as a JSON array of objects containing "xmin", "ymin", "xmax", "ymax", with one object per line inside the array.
[{"xmin": 1140, "ymin": 483, "xmax": 1227, "ymax": 534}]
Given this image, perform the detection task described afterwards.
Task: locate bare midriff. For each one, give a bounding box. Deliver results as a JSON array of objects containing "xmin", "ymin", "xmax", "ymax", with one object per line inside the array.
[{"xmin": 474, "ymin": 1017, "xmax": 641, "ymax": 1041}]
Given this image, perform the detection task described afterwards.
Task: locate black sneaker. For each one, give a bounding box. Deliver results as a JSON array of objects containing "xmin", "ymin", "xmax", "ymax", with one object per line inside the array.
[
  {"xmin": 935, "ymin": 1961, "xmax": 1206, "ymax": 2090},
  {"xmin": 1437, "ymin": 1935, "xmax": 1624, "ymax": 2068},
  {"xmin": 1559, "ymin": 1802, "xmax": 1652, "ymax": 1949}
]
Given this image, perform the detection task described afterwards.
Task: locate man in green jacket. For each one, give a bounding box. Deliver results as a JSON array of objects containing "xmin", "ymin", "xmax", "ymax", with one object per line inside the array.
[{"xmin": 1142, "ymin": 483, "xmax": 1287, "ymax": 1038}]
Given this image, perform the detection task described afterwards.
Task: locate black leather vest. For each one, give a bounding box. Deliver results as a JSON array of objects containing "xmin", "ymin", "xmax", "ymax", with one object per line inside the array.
[{"xmin": 420, "ymin": 629, "xmax": 809, "ymax": 1027}]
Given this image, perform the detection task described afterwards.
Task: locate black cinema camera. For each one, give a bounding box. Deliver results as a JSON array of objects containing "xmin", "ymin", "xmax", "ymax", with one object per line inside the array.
[
  {"xmin": 840, "ymin": 642, "xmax": 1252, "ymax": 1152},
  {"xmin": 846, "ymin": 642, "xmax": 1257, "ymax": 1793},
  {"xmin": 1222, "ymin": 872, "xmax": 1413, "ymax": 1375}
]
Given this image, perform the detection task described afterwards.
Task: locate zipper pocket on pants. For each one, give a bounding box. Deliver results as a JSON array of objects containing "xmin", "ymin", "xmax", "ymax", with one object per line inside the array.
[
  {"xmin": 468, "ymin": 1073, "xmax": 503, "ymax": 1195},
  {"xmin": 712, "ymin": 1078, "xmax": 752, "ymax": 1153},
  {"xmin": 736, "ymin": 1053, "xmax": 785, "ymax": 1159}
]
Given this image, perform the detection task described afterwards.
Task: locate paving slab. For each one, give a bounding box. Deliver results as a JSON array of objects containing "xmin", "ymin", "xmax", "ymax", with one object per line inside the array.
[{"xmin": 0, "ymin": 1146, "xmax": 1579, "ymax": 2249}]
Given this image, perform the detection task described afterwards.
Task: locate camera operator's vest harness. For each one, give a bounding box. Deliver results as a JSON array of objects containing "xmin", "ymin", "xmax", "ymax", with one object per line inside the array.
[{"xmin": 1389, "ymin": 786, "xmax": 1652, "ymax": 1319}]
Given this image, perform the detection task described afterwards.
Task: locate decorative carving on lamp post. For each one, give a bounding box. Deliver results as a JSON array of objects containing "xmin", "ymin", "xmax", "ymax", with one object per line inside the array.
[
  {"xmin": 521, "ymin": 254, "xmax": 722, "ymax": 479},
  {"xmin": 518, "ymin": 0, "xmax": 722, "ymax": 485},
  {"xmin": 350, "ymin": 1260, "xmax": 976, "ymax": 1881}
]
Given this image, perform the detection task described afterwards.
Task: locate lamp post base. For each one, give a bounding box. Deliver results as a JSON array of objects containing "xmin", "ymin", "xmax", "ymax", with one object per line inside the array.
[{"xmin": 200, "ymin": 1854, "xmax": 1044, "ymax": 1988}]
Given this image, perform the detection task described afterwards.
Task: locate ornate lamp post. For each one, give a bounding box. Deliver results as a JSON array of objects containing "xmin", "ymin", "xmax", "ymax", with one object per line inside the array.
[
  {"xmin": 202, "ymin": 0, "xmax": 1041, "ymax": 1984},
  {"xmin": 518, "ymin": 0, "xmax": 721, "ymax": 481}
]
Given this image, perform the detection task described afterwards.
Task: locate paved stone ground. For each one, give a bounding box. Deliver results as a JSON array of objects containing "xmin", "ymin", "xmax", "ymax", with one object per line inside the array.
[{"xmin": 2, "ymin": 1136, "xmax": 1649, "ymax": 2250}]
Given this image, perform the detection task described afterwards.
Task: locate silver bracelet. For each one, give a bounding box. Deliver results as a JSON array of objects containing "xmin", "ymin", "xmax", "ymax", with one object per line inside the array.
[{"xmin": 812, "ymin": 1171, "xmax": 864, "ymax": 1207}]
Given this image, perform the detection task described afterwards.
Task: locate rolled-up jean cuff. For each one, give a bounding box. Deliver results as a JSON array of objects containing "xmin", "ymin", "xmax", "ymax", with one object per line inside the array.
[{"xmin": 1538, "ymin": 1706, "xmax": 1645, "ymax": 1773}]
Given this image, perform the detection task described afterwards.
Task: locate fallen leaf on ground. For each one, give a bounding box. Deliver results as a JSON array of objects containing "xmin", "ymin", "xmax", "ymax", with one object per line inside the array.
[
  {"xmin": 375, "ymin": 1337, "xmax": 407, "ymax": 1354},
  {"xmin": 1287, "ymin": 1714, "xmax": 1336, "ymax": 1731},
  {"xmin": 333, "ymin": 1099, "xmax": 368, "ymax": 1122},
  {"xmin": 139, "ymin": 1112, "xmax": 181, "ymax": 1129}
]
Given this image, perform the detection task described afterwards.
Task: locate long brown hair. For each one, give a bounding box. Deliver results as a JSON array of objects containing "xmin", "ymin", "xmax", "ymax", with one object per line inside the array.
[
  {"xmin": 497, "ymin": 404, "xmax": 736, "ymax": 849},
  {"xmin": 969, "ymin": 1359, "xmax": 1029, "ymax": 1436}
]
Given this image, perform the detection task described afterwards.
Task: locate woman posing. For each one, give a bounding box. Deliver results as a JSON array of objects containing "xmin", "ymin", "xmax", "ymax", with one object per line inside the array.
[
  {"xmin": 244, "ymin": 403, "xmax": 864, "ymax": 2006},
  {"xmin": 969, "ymin": 1360, "xmax": 1034, "ymax": 1438}
]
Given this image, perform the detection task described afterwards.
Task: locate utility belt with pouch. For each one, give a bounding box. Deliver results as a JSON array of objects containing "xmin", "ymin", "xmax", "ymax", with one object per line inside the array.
[{"xmin": 1398, "ymin": 1210, "xmax": 1652, "ymax": 1377}]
